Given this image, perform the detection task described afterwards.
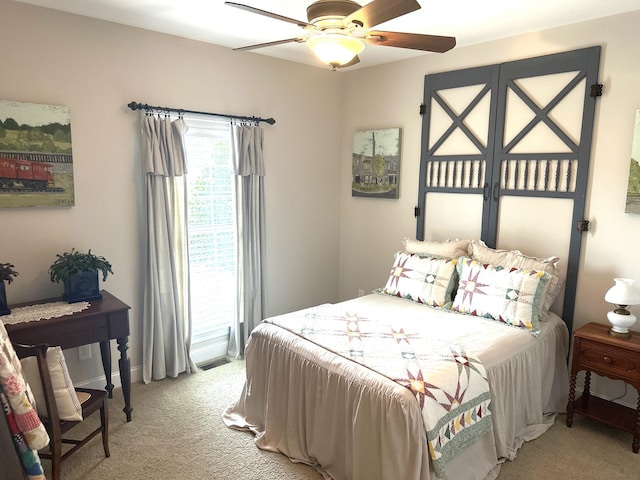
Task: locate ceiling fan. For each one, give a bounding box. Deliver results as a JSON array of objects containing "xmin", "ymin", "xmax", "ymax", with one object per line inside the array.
[{"xmin": 225, "ymin": 0, "xmax": 456, "ymax": 69}]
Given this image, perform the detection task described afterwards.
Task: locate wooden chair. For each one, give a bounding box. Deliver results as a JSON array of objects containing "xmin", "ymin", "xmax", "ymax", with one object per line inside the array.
[{"xmin": 13, "ymin": 344, "xmax": 110, "ymax": 480}]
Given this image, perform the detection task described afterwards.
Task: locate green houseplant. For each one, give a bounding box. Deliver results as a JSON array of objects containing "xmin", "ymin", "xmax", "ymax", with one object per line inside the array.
[
  {"xmin": 0, "ymin": 262, "xmax": 19, "ymax": 315},
  {"xmin": 48, "ymin": 249, "xmax": 113, "ymax": 303}
]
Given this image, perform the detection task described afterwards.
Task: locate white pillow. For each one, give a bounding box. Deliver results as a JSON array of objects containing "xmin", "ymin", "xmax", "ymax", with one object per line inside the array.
[
  {"xmin": 20, "ymin": 346, "xmax": 83, "ymax": 421},
  {"xmin": 403, "ymin": 238, "xmax": 471, "ymax": 259},
  {"xmin": 469, "ymin": 240, "xmax": 563, "ymax": 320}
]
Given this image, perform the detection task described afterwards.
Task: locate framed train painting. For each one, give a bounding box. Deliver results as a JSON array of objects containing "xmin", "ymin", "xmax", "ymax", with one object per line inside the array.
[{"xmin": 0, "ymin": 100, "xmax": 75, "ymax": 208}]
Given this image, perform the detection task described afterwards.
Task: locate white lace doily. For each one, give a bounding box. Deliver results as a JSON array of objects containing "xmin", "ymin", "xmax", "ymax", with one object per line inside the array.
[{"xmin": 1, "ymin": 301, "xmax": 90, "ymax": 325}]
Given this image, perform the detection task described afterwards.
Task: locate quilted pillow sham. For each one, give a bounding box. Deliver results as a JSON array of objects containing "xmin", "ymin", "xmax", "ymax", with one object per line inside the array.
[
  {"xmin": 469, "ymin": 240, "xmax": 562, "ymax": 321},
  {"xmin": 381, "ymin": 251, "xmax": 458, "ymax": 307},
  {"xmin": 451, "ymin": 257, "xmax": 551, "ymax": 336}
]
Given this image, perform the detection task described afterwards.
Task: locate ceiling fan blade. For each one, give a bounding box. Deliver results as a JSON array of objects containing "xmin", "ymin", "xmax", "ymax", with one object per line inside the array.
[
  {"xmin": 336, "ymin": 55, "xmax": 361, "ymax": 69},
  {"xmin": 344, "ymin": 0, "xmax": 421, "ymax": 30},
  {"xmin": 233, "ymin": 38, "xmax": 306, "ymax": 51},
  {"xmin": 365, "ymin": 31, "xmax": 456, "ymax": 53},
  {"xmin": 225, "ymin": 2, "xmax": 313, "ymax": 28}
]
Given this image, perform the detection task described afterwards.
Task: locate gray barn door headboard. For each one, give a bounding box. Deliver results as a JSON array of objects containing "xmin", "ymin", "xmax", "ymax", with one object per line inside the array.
[{"xmin": 416, "ymin": 47, "xmax": 601, "ymax": 333}]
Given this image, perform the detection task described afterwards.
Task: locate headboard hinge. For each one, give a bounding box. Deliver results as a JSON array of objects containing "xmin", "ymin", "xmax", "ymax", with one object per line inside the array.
[{"xmin": 577, "ymin": 219, "xmax": 590, "ymax": 231}]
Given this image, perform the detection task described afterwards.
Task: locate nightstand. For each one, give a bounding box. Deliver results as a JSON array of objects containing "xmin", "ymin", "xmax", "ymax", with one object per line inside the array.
[{"xmin": 566, "ymin": 322, "xmax": 640, "ymax": 452}]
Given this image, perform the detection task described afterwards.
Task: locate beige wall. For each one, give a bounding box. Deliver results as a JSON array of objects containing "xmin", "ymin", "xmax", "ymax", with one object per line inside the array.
[
  {"xmin": 0, "ymin": 0, "xmax": 343, "ymax": 383},
  {"xmin": 339, "ymin": 11, "xmax": 640, "ymax": 404},
  {"xmin": 2, "ymin": 0, "xmax": 640, "ymax": 404}
]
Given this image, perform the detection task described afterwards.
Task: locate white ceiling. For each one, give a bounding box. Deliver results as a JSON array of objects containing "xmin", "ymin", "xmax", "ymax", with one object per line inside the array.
[{"xmin": 13, "ymin": 0, "xmax": 640, "ymax": 70}]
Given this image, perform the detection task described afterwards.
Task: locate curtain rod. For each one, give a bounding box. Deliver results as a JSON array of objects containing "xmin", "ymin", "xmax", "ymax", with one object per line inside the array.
[{"xmin": 127, "ymin": 101, "xmax": 276, "ymax": 125}]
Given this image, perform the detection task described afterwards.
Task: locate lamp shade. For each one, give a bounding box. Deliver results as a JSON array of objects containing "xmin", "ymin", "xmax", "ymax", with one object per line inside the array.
[
  {"xmin": 307, "ymin": 34, "xmax": 364, "ymax": 66},
  {"xmin": 605, "ymin": 278, "xmax": 640, "ymax": 306}
]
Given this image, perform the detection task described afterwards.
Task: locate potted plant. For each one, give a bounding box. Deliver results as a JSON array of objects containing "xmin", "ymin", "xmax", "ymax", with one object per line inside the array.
[
  {"xmin": 0, "ymin": 262, "xmax": 18, "ymax": 315},
  {"xmin": 48, "ymin": 249, "xmax": 114, "ymax": 303}
]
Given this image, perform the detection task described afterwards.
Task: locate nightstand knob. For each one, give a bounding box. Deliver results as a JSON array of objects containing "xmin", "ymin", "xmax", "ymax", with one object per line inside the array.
[{"xmin": 603, "ymin": 356, "xmax": 613, "ymax": 364}]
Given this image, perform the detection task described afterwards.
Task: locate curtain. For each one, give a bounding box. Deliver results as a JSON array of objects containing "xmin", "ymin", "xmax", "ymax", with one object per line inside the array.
[
  {"xmin": 141, "ymin": 114, "xmax": 197, "ymax": 383},
  {"xmin": 228, "ymin": 124, "xmax": 266, "ymax": 358}
]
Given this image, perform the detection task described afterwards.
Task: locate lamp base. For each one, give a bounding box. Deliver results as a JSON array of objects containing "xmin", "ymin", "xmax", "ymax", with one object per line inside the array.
[
  {"xmin": 608, "ymin": 328, "xmax": 632, "ymax": 339},
  {"xmin": 606, "ymin": 310, "xmax": 636, "ymax": 339}
]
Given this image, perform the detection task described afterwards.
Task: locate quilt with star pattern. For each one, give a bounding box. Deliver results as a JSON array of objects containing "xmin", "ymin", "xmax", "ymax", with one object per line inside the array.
[{"xmin": 265, "ymin": 303, "xmax": 492, "ymax": 478}]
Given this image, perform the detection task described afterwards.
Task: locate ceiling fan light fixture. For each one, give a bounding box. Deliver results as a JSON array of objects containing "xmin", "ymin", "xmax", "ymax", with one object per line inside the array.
[{"xmin": 307, "ymin": 33, "xmax": 364, "ymax": 66}]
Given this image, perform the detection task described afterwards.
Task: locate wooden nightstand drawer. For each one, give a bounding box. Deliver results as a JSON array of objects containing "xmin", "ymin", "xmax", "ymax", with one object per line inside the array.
[
  {"xmin": 567, "ymin": 322, "xmax": 640, "ymax": 453},
  {"xmin": 579, "ymin": 339, "xmax": 640, "ymax": 382}
]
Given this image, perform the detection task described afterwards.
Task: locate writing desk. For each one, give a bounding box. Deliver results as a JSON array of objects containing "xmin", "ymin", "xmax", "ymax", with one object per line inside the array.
[{"xmin": 6, "ymin": 290, "xmax": 133, "ymax": 422}]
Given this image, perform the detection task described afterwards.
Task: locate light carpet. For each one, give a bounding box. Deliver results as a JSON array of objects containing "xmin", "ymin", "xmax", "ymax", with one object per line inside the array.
[{"xmin": 43, "ymin": 359, "xmax": 638, "ymax": 479}]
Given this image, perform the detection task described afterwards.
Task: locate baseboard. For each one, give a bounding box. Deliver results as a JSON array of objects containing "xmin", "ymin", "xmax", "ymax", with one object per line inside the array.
[
  {"xmin": 74, "ymin": 363, "xmax": 144, "ymax": 390},
  {"xmin": 72, "ymin": 352, "xmax": 232, "ymax": 390},
  {"xmin": 75, "ymin": 372, "xmax": 636, "ymax": 412}
]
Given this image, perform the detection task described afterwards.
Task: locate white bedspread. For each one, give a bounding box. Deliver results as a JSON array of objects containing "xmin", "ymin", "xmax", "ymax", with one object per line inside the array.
[{"xmin": 222, "ymin": 294, "xmax": 569, "ymax": 480}]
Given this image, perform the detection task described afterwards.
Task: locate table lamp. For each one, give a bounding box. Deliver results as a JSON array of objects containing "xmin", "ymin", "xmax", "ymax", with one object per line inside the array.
[{"xmin": 604, "ymin": 278, "xmax": 640, "ymax": 338}]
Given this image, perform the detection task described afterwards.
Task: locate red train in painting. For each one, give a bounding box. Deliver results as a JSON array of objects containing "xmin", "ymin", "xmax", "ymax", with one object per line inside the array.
[{"xmin": 0, "ymin": 156, "xmax": 55, "ymax": 190}]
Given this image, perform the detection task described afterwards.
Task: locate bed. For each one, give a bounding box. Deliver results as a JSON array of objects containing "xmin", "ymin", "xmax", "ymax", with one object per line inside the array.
[
  {"xmin": 222, "ymin": 47, "xmax": 600, "ymax": 479},
  {"xmin": 223, "ymin": 239, "xmax": 570, "ymax": 480}
]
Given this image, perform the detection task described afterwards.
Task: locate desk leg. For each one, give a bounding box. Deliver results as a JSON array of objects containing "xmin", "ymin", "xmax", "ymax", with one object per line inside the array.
[
  {"xmin": 117, "ymin": 336, "xmax": 133, "ymax": 422},
  {"xmin": 99, "ymin": 341, "xmax": 114, "ymax": 399}
]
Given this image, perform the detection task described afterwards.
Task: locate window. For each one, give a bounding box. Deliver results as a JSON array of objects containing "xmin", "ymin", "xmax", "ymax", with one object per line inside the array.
[{"xmin": 183, "ymin": 118, "xmax": 236, "ymax": 365}]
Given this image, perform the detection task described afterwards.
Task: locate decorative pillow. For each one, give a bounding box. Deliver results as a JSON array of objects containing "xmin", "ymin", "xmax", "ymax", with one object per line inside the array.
[
  {"xmin": 452, "ymin": 257, "xmax": 551, "ymax": 336},
  {"xmin": 381, "ymin": 251, "xmax": 458, "ymax": 307},
  {"xmin": 403, "ymin": 238, "xmax": 471, "ymax": 259},
  {"xmin": 469, "ymin": 240, "xmax": 562, "ymax": 321},
  {"xmin": 20, "ymin": 346, "xmax": 83, "ymax": 421}
]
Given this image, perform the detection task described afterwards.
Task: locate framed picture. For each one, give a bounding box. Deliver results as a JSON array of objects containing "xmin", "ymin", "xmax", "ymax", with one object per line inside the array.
[
  {"xmin": 352, "ymin": 127, "xmax": 401, "ymax": 199},
  {"xmin": 0, "ymin": 100, "xmax": 75, "ymax": 208},
  {"xmin": 626, "ymin": 109, "xmax": 640, "ymax": 214}
]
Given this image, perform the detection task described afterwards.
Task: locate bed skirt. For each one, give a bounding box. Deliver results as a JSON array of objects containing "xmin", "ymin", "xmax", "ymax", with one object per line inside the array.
[{"xmin": 222, "ymin": 295, "xmax": 569, "ymax": 480}]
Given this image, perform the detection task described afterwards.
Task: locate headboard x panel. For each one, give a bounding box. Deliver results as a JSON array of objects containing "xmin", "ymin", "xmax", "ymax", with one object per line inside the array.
[{"xmin": 416, "ymin": 47, "xmax": 602, "ymax": 333}]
